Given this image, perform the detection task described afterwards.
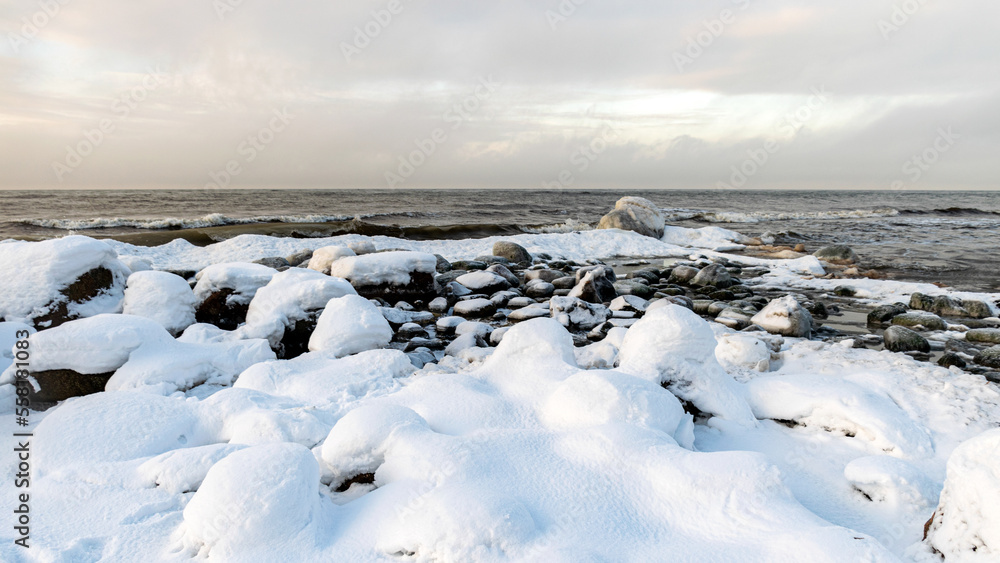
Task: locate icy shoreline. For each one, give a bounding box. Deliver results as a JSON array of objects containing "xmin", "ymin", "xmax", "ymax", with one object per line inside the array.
[{"xmin": 2, "ymin": 226, "xmax": 999, "ymax": 562}]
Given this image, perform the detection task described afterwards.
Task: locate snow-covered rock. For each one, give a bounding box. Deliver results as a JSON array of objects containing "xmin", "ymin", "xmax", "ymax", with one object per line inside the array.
[
  {"xmin": 455, "ymin": 271, "xmax": 511, "ymax": 294},
  {"xmin": 329, "ymin": 251, "xmax": 438, "ymax": 300},
  {"xmin": 617, "ymin": 304, "xmax": 757, "ymax": 428},
  {"xmin": 715, "ymin": 332, "xmax": 772, "ymax": 373},
  {"xmin": 549, "ymin": 296, "xmax": 610, "ymax": 330},
  {"xmin": 122, "ymin": 270, "xmax": 196, "ymax": 335},
  {"xmin": 307, "ymin": 294, "xmax": 392, "ymax": 357},
  {"xmin": 751, "ymin": 295, "xmax": 813, "ymax": 338},
  {"xmin": 922, "ymin": 428, "xmax": 1000, "ymax": 560},
  {"xmin": 306, "ymin": 245, "xmax": 356, "ymax": 274},
  {"xmin": 192, "ymin": 262, "xmax": 278, "ymax": 330},
  {"xmin": 597, "ymin": 196, "xmax": 665, "ymax": 239}
]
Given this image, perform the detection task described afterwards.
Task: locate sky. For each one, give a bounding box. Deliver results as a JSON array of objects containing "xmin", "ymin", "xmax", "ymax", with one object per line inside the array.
[{"xmin": 1, "ymin": 0, "xmax": 997, "ymax": 190}]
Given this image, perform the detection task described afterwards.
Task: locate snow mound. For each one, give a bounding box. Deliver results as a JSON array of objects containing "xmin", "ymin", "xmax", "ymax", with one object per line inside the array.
[
  {"xmin": 745, "ymin": 374, "xmax": 935, "ymax": 458},
  {"xmin": 307, "ymin": 294, "xmax": 393, "ymax": 357},
  {"xmin": 180, "ymin": 442, "xmax": 321, "ymax": 560},
  {"xmin": 484, "ymin": 317, "xmax": 577, "ymax": 372},
  {"xmin": 661, "ymin": 225, "xmax": 749, "ymax": 251},
  {"xmin": 238, "ymin": 268, "xmax": 356, "ymax": 347},
  {"xmin": 122, "ymin": 271, "xmax": 196, "ymax": 335},
  {"xmin": 235, "ymin": 348, "xmax": 413, "ymax": 406},
  {"xmin": 306, "ymin": 245, "xmax": 356, "ymax": 274},
  {"xmin": 715, "ymin": 331, "xmax": 772, "ymax": 373},
  {"xmin": 541, "ymin": 369, "xmax": 689, "ymax": 441},
  {"xmin": 844, "ymin": 455, "xmax": 938, "ymax": 509},
  {"xmin": 35, "ymin": 391, "xmax": 204, "ymax": 473},
  {"xmin": 0, "ymin": 235, "xmax": 129, "ymax": 323},
  {"xmin": 25, "ymin": 314, "xmax": 172, "ymax": 374},
  {"xmin": 921, "ymin": 428, "xmax": 1000, "ymax": 561},
  {"xmin": 138, "ymin": 442, "xmax": 246, "ymax": 494},
  {"xmin": 192, "ymin": 262, "xmax": 277, "ymax": 305},
  {"xmin": 617, "ymin": 304, "xmax": 756, "ymax": 428},
  {"xmin": 320, "ymin": 403, "xmax": 430, "ymax": 484}
]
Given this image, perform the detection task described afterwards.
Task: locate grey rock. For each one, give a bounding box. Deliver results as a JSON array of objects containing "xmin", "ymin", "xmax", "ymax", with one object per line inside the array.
[
  {"xmin": 525, "ymin": 281, "xmax": 555, "ymax": 299},
  {"xmin": 962, "ymin": 299, "xmax": 993, "ymax": 319},
  {"xmin": 612, "ymin": 280, "xmax": 656, "ymax": 300},
  {"xmin": 452, "ymin": 298, "xmax": 497, "ymax": 317},
  {"xmin": 937, "ymin": 352, "xmax": 967, "ymax": 369},
  {"xmin": 575, "ymin": 265, "xmax": 616, "ymax": 283},
  {"xmin": 486, "ymin": 264, "xmax": 520, "ymax": 287},
  {"xmin": 691, "ymin": 264, "xmax": 733, "ymax": 288},
  {"xmin": 444, "ymin": 333, "xmax": 488, "ymax": 357},
  {"xmin": 434, "ymin": 254, "xmax": 452, "ymax": 273},
  {"xmin": 596, "ymin": 196, "xmax": 665, "ymax": 239},
  {"xmin": 813, "ymin": 245, "xmax": 859, "ymax": 264},
  {"xmin": 966, "ymin": 328, "xmax": 1000, "ymax": 345},
  {"xmin": 508, "ymin": 307, "xmax": 551, "ymax": 322},
  {"xmin": 974, "ymin": 345, "xmax": 1000, "ymax": 368},
  {"xmin": 883, "ymin": 325, "xmax": 931, "ymax": 353},
  {"xmin": 867, "ymin": 303, "xmax": 908, "ymax": 327},
  {"xmin": 609, "ymin": 295, "xmax": 649, "ymax": 313},
  {"xmin": 253, "ymin": 256, "xmax": 291, "ymax": 270},
  {"xmin": 552, "ymin": 276, "xmax": 577, "ymax": 290},
  {"xmin": 428, "ymin": 297, "xmax": 450, "ymax": 314},
  {"xmin": 667, "ymin": 266, "xmax": 700, "ymax": 285},
  {"xmin": 569, "ymin": 267, "xmax": 617, "ymax": 304},
  {"xmin": 492, "ymin": 241, "xmax": 532, "ymax": 266},
  {"xmin": 455, "ymin": 271, "xmax": 511, "ymax": 295},
  {"xmin": 549, "ymin": 296, "xmax": 611, "ymax": 330},
  {"xmin": 285, "ymin": 249, "xmax": 314, "ymax": 267},
  {"xmin": 891, "ymin": 312, "xmax": 948, "ymax": 331}
]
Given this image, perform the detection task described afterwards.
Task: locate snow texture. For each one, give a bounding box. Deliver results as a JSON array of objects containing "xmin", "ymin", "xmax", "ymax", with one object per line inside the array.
[{"xmin": 308, "ymin": 295, "xmax": 393, "ymax": 357}]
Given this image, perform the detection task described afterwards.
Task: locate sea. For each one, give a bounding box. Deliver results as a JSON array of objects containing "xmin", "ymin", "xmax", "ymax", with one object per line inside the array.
[{"xmin": 1, "ymin": 189, "xmax": 997, "ymax": 292}]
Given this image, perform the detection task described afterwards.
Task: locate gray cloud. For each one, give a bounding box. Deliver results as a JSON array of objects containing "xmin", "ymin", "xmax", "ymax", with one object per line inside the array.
[{"xmin": 0, "ymin": 0, "xmax": 997, "ymax": 189}]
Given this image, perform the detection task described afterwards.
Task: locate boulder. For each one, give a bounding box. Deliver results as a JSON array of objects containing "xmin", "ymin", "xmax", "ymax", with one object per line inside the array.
[
  {"xmin": 962, "ymin": 299, "xmax": 992, "ymax": 319},
  {"xmin": 690, "ymin": 264, "xmax": 733, "ymax": 288},
  {"xmin": 891, "ymin": 312, "xmax": 948, "ymax": 332},
  {"xmin": 491, "ymin": 241, "xmax": 532, "ymax": 266},
  {"xmin": 455, "ymin": 271, "xmax": 511, "ymax": 295},
  {"xmin": 122, "ymin": 271, "xmax": 197, "ymax": 336},
  {"xmin": 750, "ymin": 296, "xmax": 813, "ymax": 338},
  {"xmin": 966, "ymin": 328, "xmax": 1000, "ymax": 345},
  {"xmin": 26, "ymin": 369, "xmax": 113, "ymax": 407},
  {"xmin": 667, "ymin": 265, "xmax": 699, "ymax": 285},
  {"xmin": 813, "ymin": 245, "xmax": 859, "ymax": 264},
  {"xmin": 524, "ymin": 280, "xmax": 555, "ymax": 299},
  {"xmin": 883, "ymin": 325, "xmax": 931, "ymax": 353},
  {"xmin": 612, "ymin": 280, "xmax": 656, "ymax": 300},
  {"xmin": 596, "ymin": 196, "xmax": 665, "ymax": 239},
  {"xmin": 252, "ymin": 257, "xmax": 290, "ymax": 270},
  {"xmin": 866, "ymin": 303, "xmax": 908, "ymax": 327},
  {"xmin": 434, "ymin": 254, "xmax": 452, "ymax": 273},
  {"xmin": 937, "ymin": 352, "xmax": 967, "ymax": 369},
  {"xmin": 974, "ymin": 346, "xmax": 1000, "ymax": 368},
  {"xmin": 569, "ymin": 267, "xmax": 617, "ymax": 304},
  {"xmin": 486, "ymin": 264, "xmax": 520, "ymax": 287},
  {"xmin": 329, "ymin": 251, "xmax": 439, "ymax": 301},
  {"xmin": 549, "ymin": 296, "xmax": 611, "ymax": 331},
  {"xmin": 307, "ymin": 295, "xmax": 392, "ymax": 357},
  {"xmin": 193, "ymin": 263, "xmax": 278, "ymax": 331},
  {"xmin": 285, "ymin": 249, "xmax": 314, "ymax": 267}
]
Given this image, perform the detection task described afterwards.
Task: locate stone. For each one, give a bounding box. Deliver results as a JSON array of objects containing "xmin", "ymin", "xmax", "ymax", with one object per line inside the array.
[
  {"xmin": 690, "ymin": 264, "xmax": 733, "ymax": 288},
  {"xmin": 867, "ymin": 303, "xmax": 908, "ymax": 327},
  {"xmin": 434, "ymin": 254, "xmax": 452, "ymax": 273},
  {"xmin": 444, "ymin": 333, "xmax": 488, "ymax": 357},
  {"xmin": 450, "ymin": 260, "xmax": 487, "ymax": 271},
  {"xmin": 569, "ymin": 267, "xmax": 617, "ymax": 304},
  {"xmin": 961, "ymin": 299, "xmax": 992, "ymax": 319},
  {"xmin": 525, "ymin": 281, "xmax": 555, "ymax": 299},
  {"xmin": 452, "ymin": 298, "xmax": 497, "ymax": 317},
  {"xmin": 507, "ymin": 307, "xmax": 551, "ymax": 322},
  {"xmin": 806, "ymin": 301, "xmax": 829, "ymax": 320},
  {"xmin": 574, "ymin": 265, "xmax": 616, "ymax": 284},
  {"xmin": 428, "ymin": 297, "xmax": 450, "ymax": 314},
  {"xmin": 455, "ymin": 271, "xmax": 511, "ymax": 295},
  {"xmin": 930, "ymin": 295, "xmax": 969, "ymax": 317},
  {"xmin": 909, "ymin": 293, "xmax": 935, "ymax": 312},
  {"xmin": 330, "ymin": 251, "xmax": 439, "ymax": 302},
  {"xmin": 506, "ymin": 296, "xmax": 535, "ymax": 309},
  {"xmin": 435, "ymin": 316, "xmax": 465, "ymax": 334},
  {"xmin": 486, "ymin": 264, "xmax": 520, "ymax": 287},
  {"xmin": 26, "ymin": 369, "xmax": 112, "ymax": 406},
  {"xmin": 253, "ymin": 257, "xmax": 290, "ymax": 270},
  {"xmin": 974, "ymin": 346, "xmax": 1000, "ymax": 368},
  {"xmin": 883, "ymin": 325, "xmax": 931, "ymax": 353},
  {"xmin": 751, "ymin": 295, "xmax": 813, "ymax": 338},
  {"xmin": 524, "ymin": 269, "xmax": 563, "ymax": 284},
  {"xmin": 491, "ymin": 241, "xmax": 532, "ymax": 266},
  {"xmin": 891, "ymin": 312, "xmax": 948, "ymax": 332},
  {"xmin": 306, "ymin": 246, "xmax": 356, "ymax": 274},
  {"xmin": 195, "ymin": 288, "xmax": 249, "ymax": 331},
  {"xmin": 285, "ymin": 249, "xmax": 313, "ymax": 267},
  {"xmin": 833, "ymin": 286, "xmax": 857, "ymax": 297},
  {"xmin": 549, "ymin": 296, "xmax": 611, "ymax": 331},
  {"xmin": 813, "ymin": 245, "xmax": 859, "ymax": 264},
  {"xmin": 609, "ymin": 295, "xmax": 649, "ymax": 313},
  {"xmin": 596, "ymin": 196, "xmax": 665, "ymax": 239},
  {"xmin": 966, "ymin": 328, "xmax": 1000, "ymax": 345},
  {"xmin": 937, "ymin": 352, "xmax": 967, "ymax": 369},
  {"xmin": 612, "ymin": 280, "xmax": 655, "ymax": 300},
  {"xmin": 32, "ymin": 266, "xmax": 121, "ymax": 329},
  {"xmin": 667, "ymin": 266, "xmax": 699, "ymax": 285},
  {"xmin": 626, "ymin": 269, "xmax": 660, "ymax": 285}
]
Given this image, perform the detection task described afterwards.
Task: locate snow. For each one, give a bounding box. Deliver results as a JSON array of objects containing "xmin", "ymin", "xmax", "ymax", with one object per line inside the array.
[
  {"xmin": 715, "ymin": 330, "xmax": 773, "ymax": 373},
  {"xmin": 307, "ymin": 295, "xmax": 393, "ymax": 357},
  {"xmin": 617, "ymin": 304, "xmax": 758, "ymax": 428},
  {"xmin": 661, "ymin": 224, "xmax": 750, "ymax": 251},
  {"xmin": 237, "ymin": 268, "xmax": 357, "ymax": 347},
  {"xmin": 454, "ymin": 270, "xmax": 508, "ymax": 291},
  {"xmin": 0, "ymin": 235, "xmax": 129, "ymax": 323},
  {"xmin": 919, "ymin": 428, "xmax": 1000, "ymax": 561},
  {"xmin": 192, "ymin": 262, "xmax": 278, "ymax": 305},
  {"xmin": 122, "ymin": 270, "xmax": 196, "ymax": 335},
  {"xmin": 306, "ymin": 244, "xmax": 356, "ymax": 274},
  {"xmin": 329, "ymin": 251, "xmax": 437, "ymax": 286}
]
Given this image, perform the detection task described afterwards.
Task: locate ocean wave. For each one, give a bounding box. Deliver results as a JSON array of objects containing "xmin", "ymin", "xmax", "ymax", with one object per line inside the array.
[
  {"xmin": 523, "ymin": 218, "xmax": 595, "ymax": 234},
  {"xmin": 690, "ymin": 208, "xmax": 901, "ymax": 223},
  {"xmin": 19, "ymin": 213, "xmax": 384, "ymax": 231},
  {"xmin": 898, "ymin": 207, "xmax": 1000, "ymax": 217}
]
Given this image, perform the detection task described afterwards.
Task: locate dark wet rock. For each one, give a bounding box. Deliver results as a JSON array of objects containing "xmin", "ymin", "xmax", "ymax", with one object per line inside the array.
[
  {"xmin": 937, "ymin": 352, "xmax": 967, "ymax": 369},
  {"xmin": 691, "ymin": 264, "xmax": 733, "ymax": 288},
  {"xmin": 379, "ymin": 308, "xmax": 434, "ymax": 328},
  {"xmin": 450, "ymin": 260, "xmax": 487, "ymax": 271},
  {"xmin": 492, "ymin": 241, "xmax": 532, "ymax": 266},
  {"xmin": 285, "ymin": 249, "xmax": 314, "ymax": 267},
  {"xmin": 813, "ymin": 245, "xmax": 859, "ymax": 264},
  {"xmin": 962, "ymin": 299, "xmax": 992, "ymax": 319},
  {"xmin": 569, "ymin": 267, "xmax": 617, "ymax": 304},
  {"xmin": 32, "ymin": 266, "xmax": 119, "ymax": 329},
  {"xmin": 434, "ymin": 254, "xmax": 452, "ymax": 273},
  {"xmin": 455, "ymin": 271, "xmax": 511, "ymax": 295},
  {"xmin": 909, "ymin": 293, "xmax": 935, "ymax": 312},
  {"xmin": 966, "ymin": 328, "xmax": 1000, "ymax": 345},
  {"xmin": 195, "ymin": 288, "xmax": 249, "ymax": 331},
  {"xmin": 833, "ymin": 286, "xmax": 857, "ymax": 297},
  {"xmin": 709, "ymin": 289, "xmax": 736, "ymax": 301},
  {"xmin": 974, "ymin": 346, "xmax": 1000, "ymax": 368},
  {"xmin": 692, "ymin": 300, "xmax": 714, "ymax": 315},
  {"xmin": 626, "ymin": 269, "xmax": 660, "ymax": 285},
  {"xmin": 26, "ymin": 369, "xmax": 112, "ymax": 406},
  {"xmin": 489, "ymin": 290, "xmax": 519, "ymax": 309},
  {"xmin": 395, "ymin": 323, "xmax": 427, "ymax": 341},
  {"xmin": 486, "ymin": 264, "xmax": 520, "ymax": 287},
  {"xmin": 706, "ymin": 301, "xmax": 730, "ymax": 317},
  {"xmin": 867, "ymin": 303, "xmax": 908, "ymax": 327},
  {"xmin": 525, "ymin": 280, "xmax": 555, "ymax": 299},
  {"xmin": 667, "ymin": 265, "xmax": 700, "ymax": 285},
  {"xmin": 883, "ymin": 325, "xmax": 931, "ymax": 353},
  {"xmin": 435, "ymin": 270, "xmax": 468, "ymax": 285},
  {"xmin": 657, "ymin": 286, "xmax": 686, "ymax": 297},
  {"xmin": 891, "ymin": 312, "xmax": 948, "ymax": 332},
  {"xmin": 806, "ymin": 301, "xmax": 829, "ymax": 320},
  {"xmin": 551, "ymin": 276, "xmax": 577, "ymax": 290},
  {"xmin": 596, "ymin": 196, "xmax": 665, "ymax": 239},
  {"xmin": 253, "ymin": 257, "xmax": 291, "ymax": 270},
  {"xmin": 278, "ymin": 312, "xmax": 320, "ymax": 359},
  {"xmin": 613, "ymin": 280, "xmax": 655, "ymax": 300},
  {"xmin": 452, "ymin": 298, "xmax": 497, "ymax": 317}
]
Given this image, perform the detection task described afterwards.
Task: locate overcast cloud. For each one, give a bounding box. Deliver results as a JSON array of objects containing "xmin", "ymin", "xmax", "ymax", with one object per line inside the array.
[{"xmin": 1, "ymin": 0, "xmax": 997, "ymax": 190}]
